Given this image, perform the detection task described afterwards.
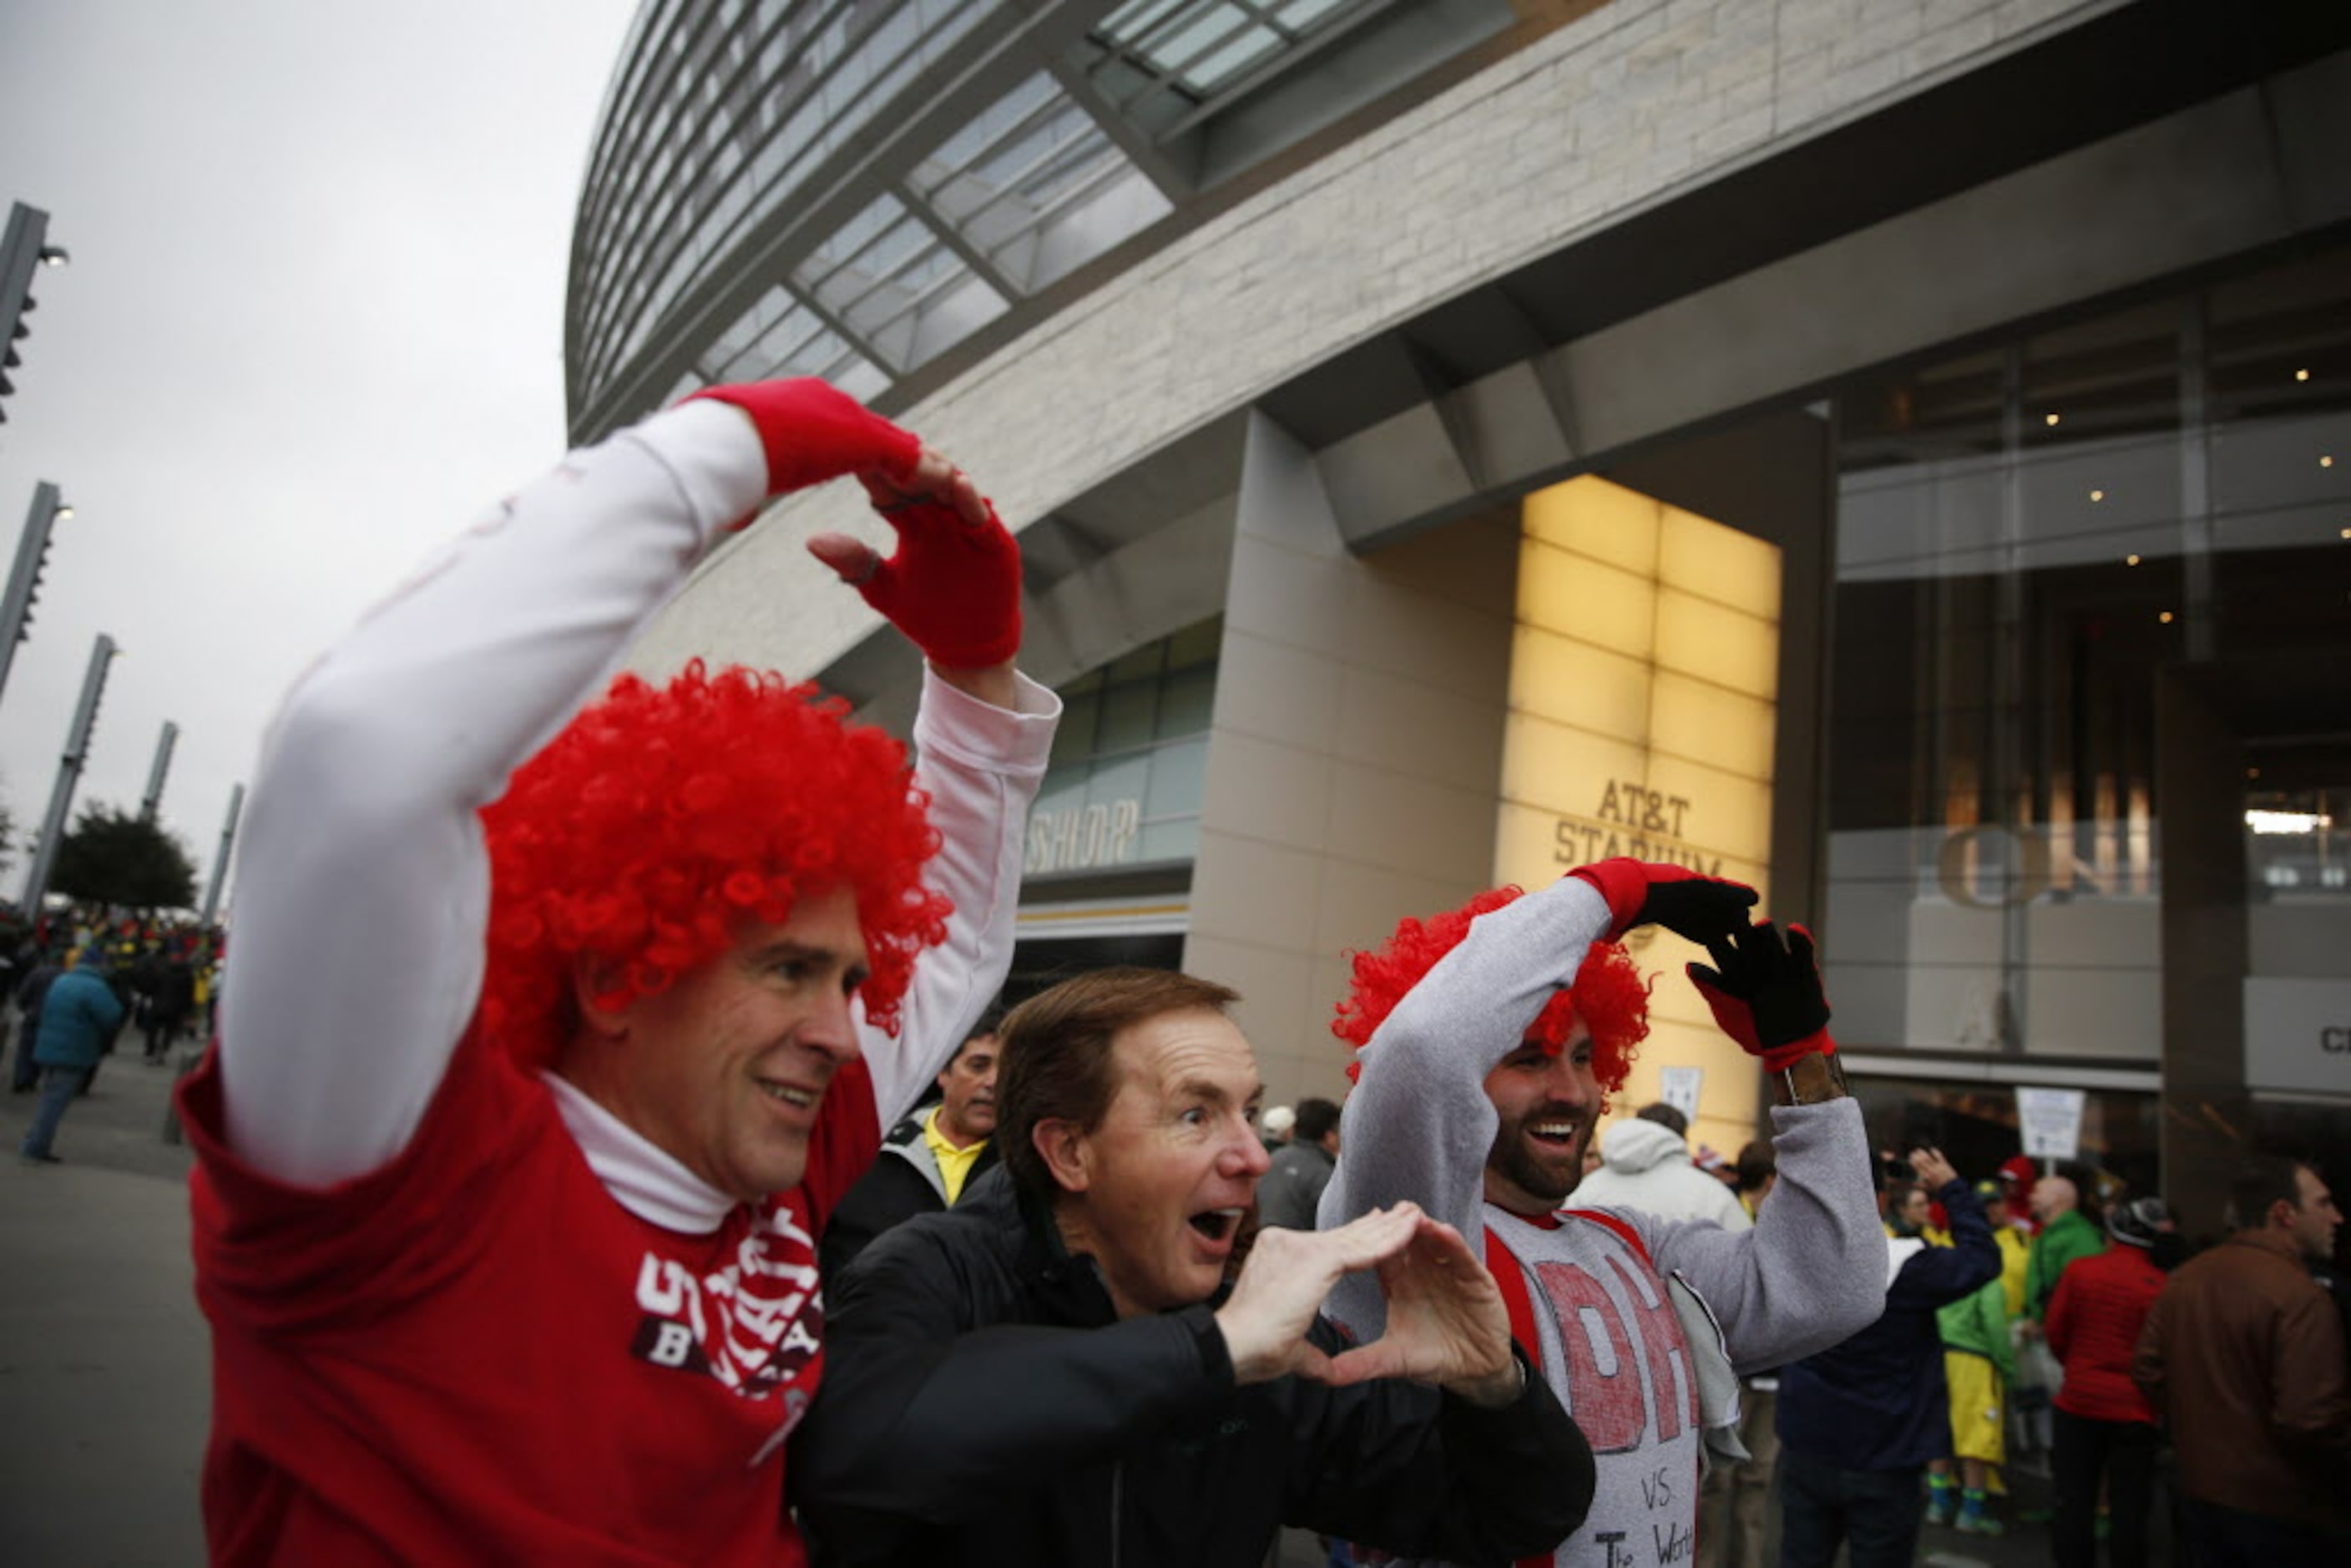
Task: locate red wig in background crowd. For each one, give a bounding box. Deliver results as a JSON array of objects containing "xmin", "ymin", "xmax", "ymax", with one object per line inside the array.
[{"xmin": 1332, "ymin": 884, "xmax": 1652, "ymax": 1095}]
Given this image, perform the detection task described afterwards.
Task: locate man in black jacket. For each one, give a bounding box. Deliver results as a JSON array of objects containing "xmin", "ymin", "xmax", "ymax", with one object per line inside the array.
[
  {"xmin": 1773, "ymin": 1148, "xmax": 2001, "ymax": 1567},
  {"xmin": 793, "ymin": 966, "xmax": 1594, "ymax": 1567},
  {"xmin": 821, "ymin": 1009, "xmax": 1004, "ymax": 1277}
]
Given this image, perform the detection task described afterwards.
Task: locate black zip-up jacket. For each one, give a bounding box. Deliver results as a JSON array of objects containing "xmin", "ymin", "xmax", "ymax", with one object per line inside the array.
[
  {"xmin": 792, "ymin": 1167, "xmax": 1595, "ymax": 1567},
  {"xmin": 819, "ymin": 1108, "xmax": 1000, "ymax": 1280}
]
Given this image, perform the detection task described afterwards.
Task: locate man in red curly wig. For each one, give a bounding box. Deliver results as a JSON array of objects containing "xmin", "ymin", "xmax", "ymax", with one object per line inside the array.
[
  {"xmin": 1320, "ymin": 862, "xmax": 1888, "ymax": 1568},
  {"xmin": 175, "ymin": 378, "xmax": 1059, "ymax": 1566}
]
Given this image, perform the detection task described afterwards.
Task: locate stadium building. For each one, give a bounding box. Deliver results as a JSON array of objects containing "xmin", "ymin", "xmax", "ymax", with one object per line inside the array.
[{"xmin": 569, "ymin": 0, "xmax": 2351, "ymax": 1227}]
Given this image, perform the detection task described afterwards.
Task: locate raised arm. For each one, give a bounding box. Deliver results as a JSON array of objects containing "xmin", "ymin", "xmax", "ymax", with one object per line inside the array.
[
  {"xmin": 1631, "ymin": 921, "xmax": 1888, "ymax": 1370},
  {"xmin": 856, "ymin": 665, "xmax": 1054, "ymax": 1126},
  {"xmin": 1319, "ymin": 876, "xmax": 1616, "ymax": 1296},
  {"xmin": 1319, "ymin": 860, "xmax": 1756, "ymax": 1337},
  {"xmin": 219, "ymin": 382, "xmax": 943, "ymax": 1186},
  {"xmin": 807, "ymin": 470, "xmax": 1053, "ymax": 1124}
]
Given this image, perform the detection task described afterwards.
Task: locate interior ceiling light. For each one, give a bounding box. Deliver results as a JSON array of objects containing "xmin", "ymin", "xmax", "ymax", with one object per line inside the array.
[
  {"xmin": 2090, "ymin": 488, "xmax": 2105, "ymax": 502},
  {"xmin": 2045, "ymin": 412, "xmax": 2061, "ymax": 427},
  {"xmin": 2159, "ymin": 610, "xmax": 2174, "ymax": 623},
  {"xmin": 2246, "ymin": 809, "xmax": 2330, "ymax": 835}
]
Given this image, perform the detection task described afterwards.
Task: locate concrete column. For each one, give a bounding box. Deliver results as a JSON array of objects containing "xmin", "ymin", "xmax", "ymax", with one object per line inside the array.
[
  {"xmin": 2155, "ymin": 668, "xmax": 2249, "ymax": 1242},
  {"xmin": 1181, "ymin": 412, "xmax": 1515, "ymax": 1106}
]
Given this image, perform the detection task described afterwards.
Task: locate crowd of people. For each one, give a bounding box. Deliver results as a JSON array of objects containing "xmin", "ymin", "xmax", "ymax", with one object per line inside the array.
[
  {"xmin": 8, "ymin": 911, "xmax": 222, "ymax": 1164},
  {"xmin": 8, "ymin": 377, "xmax": 2343, "ymax": 1565}
]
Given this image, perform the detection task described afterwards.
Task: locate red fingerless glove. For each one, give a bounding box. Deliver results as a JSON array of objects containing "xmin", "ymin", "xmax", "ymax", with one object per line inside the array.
[
  {"xmin": 686, "ymin": 378, "xmax": 920, "ymax": 498},
  {"xmin": 854, "ymin": 495, "xmax": 1024, "ymax": 669}
]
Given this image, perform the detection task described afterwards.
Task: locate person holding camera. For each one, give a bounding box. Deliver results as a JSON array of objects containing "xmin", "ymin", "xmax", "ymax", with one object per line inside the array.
[{"xmin": 1775, "ymin": 1148, "xmax": 2002, "ymax": 1567}]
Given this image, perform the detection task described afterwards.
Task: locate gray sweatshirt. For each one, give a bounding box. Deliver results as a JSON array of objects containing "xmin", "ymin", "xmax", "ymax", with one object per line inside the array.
[
  {"xmin": 1317, "ymin": 875, "xmax": 1885, "ymax": 1568},
  {"xmin": 1575, "ymin": 1119, "xmax": 1753, "ymax": 1232}
]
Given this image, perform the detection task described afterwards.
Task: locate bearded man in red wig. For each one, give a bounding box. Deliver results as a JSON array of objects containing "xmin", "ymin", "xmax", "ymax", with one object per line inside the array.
[
  {"xmin": 177, "ymin": 379, "xmax": 1059, "ymax": 1565},
  {"xmin": 1319, "ymin": 862, "xmax": 1888, "ymax": 1568}
]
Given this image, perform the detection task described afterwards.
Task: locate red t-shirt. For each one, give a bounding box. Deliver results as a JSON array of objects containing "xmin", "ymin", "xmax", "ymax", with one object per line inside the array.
[{"xmin": 179, "ymin": 1026, "xmax": 879, "ymax": 1565}]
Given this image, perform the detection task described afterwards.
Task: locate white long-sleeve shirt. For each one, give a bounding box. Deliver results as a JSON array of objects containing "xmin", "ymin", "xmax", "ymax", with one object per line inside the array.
[{"xmin": 217, "ymin": 398, "xmax": 1058, "ymax": 1217}]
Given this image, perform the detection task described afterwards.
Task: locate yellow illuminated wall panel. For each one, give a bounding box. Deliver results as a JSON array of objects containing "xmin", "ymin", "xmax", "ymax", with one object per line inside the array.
[{"xmin": 1503, "ymin": 476, "xmax": 1782, "ymax": 1148}]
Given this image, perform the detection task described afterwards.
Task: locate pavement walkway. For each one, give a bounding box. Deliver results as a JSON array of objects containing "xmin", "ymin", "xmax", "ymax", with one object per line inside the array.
[{"xmin": 1, "ymin": 1040, "xmax": 205, "ymax": 1567}]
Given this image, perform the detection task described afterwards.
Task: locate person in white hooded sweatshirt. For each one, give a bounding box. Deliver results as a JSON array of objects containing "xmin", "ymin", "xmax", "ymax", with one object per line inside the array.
[{"xmin": 1575, "ymin": 1102, "xmax": 1754, "ymax": 1232}]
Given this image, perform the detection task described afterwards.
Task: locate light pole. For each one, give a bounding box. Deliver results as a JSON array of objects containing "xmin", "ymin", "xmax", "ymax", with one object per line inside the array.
[
  {"xmin": 200, "ymin": 782, "xmax": 244, "ymax": 928},
  {"xmin": 0, "ymin": 479, "xmax": 69, "ymax": 704},
  {"xmin": 21, "ymin": 632, "xmax": 116, "ymax": 913},
  {"xmin": 140, "ymin": 720, "xmax": 179, "ymax": 821},
  {"xmin": 0, "ymin": 201, "xmax": 68, "ymax": 427}
]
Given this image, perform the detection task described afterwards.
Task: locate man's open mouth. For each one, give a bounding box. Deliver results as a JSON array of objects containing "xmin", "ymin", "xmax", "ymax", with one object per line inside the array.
[
  {"xmin": 757, "ymin": 1080, "xmax": 818, "ymax": 1110},
  {"xmin": 1527, "ymin": 1120, "xmax": 1580, "ymax": 1147},
  {"xmin": 1188, "ymin": 1207, "xmax": 1244, "ymax": 1242}
]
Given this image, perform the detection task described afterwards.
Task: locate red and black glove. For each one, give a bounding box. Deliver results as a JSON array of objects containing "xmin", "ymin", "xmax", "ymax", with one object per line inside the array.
[
  {"xmin": 835, "ymin": 488, "xmax": 1024, "ymax": 670},
  {"xmin": 685, "ymin": 377, "xmax": 920, "ymax": 498},
  {"xmin": 1686, "ymin": 921, "xmax": 1834, "ymax": 1072},
  {"xmin": 1568, "ymin": 857, "xmax": 1757, "ymax": 944}
]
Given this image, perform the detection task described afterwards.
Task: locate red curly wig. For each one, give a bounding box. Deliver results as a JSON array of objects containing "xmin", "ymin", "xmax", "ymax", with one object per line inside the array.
[
  {"xmin": 478, "ymin": 661, "xmax": 950, "ymax": 1070},
  {"xmin": 1333, "ymin": 885, "xmax": 1651, "ymax": 1095}
]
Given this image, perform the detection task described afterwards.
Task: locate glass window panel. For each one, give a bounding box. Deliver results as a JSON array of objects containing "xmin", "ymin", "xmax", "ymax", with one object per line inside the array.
[
  {"xmin": 1142, "ymin": 737, "xmax": 1209, "ymax": 818},
  {"xmin": 1171, "ymin": 21, "xmax": 1281, "ymax": 85},
  {"xmin": 1166, "ymin": 617, "xmax": 1222, "ymax": 668},
  {"xmin": 2247, "ymin": 784, "xmax": 2349, "ymax": 899},
  {"xmin": 1097, "ymin": 679, "xmax": 1160, "ymax": 754},
  {"xmin": 579, "ymin": 0, "xmax": 1005, "ymax": 412},
  {"xmin": 1051, "ymin": 691, "xmax": 1100, "ymax": 763},
  {"xmin": 1029, "ymin": 767, "xmax": 1088, "ymax": 822},
  {"xmin": 1135, "ymin": 816, "xmax": 1202, "ymax": 866},
  {"xmin": 832, "ymin": 355, "xmax": 891, "ymax": 404},
  {"xmin": 901, "ymin": 272, "xmax": 1010, "ymax": 366},
  {"xmin": 1089, "ymin": 0, "xmax": 1391, "ymax": 99},
  {"xmin": 1106, "ymin": 643, "xmax": 1167, "ymax": 683},
  {"xmin": 1156, "ymin": 666, "xmax": 1216, "ymax": 739},
  {"xmin": 2212, "ymin": 412, "xmax": 2350, "ymax": 528},
  {"xmin": 1088, "ymin": 753, "xmax": 1152, "ymax": 815},
  {"xmin": 1813, "ymin": 255, "xmax": 2351, "ymax": 1062},
  {"xmin": 1014, "ymin": 611, "xmax": 1224, "ymax": 877},
  {"xmin": 2021, "ymin": 304, "xmax": 2181, "ymax": 450},
  {"xmin": 922, "ymin": 72, "xmax": 1058, "ymax": 175}
]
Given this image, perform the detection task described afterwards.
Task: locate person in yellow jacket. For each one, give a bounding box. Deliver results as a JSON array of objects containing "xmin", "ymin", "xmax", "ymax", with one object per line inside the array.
[{"xmin": 1979, "ymin": 1178, "xmax": 2033, "ymax": 1318}]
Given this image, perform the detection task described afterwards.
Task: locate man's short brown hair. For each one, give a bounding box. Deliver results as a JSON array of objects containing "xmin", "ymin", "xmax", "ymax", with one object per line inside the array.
[
  {"xmin": 2227, "ymin": 1153, "xmax": 2313, "ymax": 1232},
  {"xmin": 996, "ymin": 968, "xmax": 1240, "ymax": 1198}
]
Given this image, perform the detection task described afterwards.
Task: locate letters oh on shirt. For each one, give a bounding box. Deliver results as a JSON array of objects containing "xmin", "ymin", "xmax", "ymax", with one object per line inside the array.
[
  {"xmin": 631, "ymin": 1203, "xmax": 825, "ymax": 1402},
  {"xmin": 1533, "ymin": 1251, "xmax": 1699, "ymax": 1454}
]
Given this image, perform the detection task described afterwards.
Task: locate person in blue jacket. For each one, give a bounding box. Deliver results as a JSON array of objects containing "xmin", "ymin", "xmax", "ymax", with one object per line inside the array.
[
  {"xmin": 1774, "ymin": 1146, "xmax": 2001, "ymax": 1567},
  {"xmin": 18, "ymin": 948, "xmax": 128, "ymax": 1164}
]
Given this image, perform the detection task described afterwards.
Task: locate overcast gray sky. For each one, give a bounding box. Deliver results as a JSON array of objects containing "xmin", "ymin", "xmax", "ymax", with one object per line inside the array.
[{"xmin": 0, "ymin": 0, "xmax": 640, "ymax": 915}]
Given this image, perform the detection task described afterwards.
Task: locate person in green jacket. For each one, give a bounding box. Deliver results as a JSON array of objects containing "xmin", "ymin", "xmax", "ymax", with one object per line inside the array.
[
  {"xmin": 1928, "ymin": 1272, "xmax": 2017, "ymax": 1533},
  {"xmin": 2025, "ymin": 1166, "xmax": 2107, "ymax": 1322}
]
